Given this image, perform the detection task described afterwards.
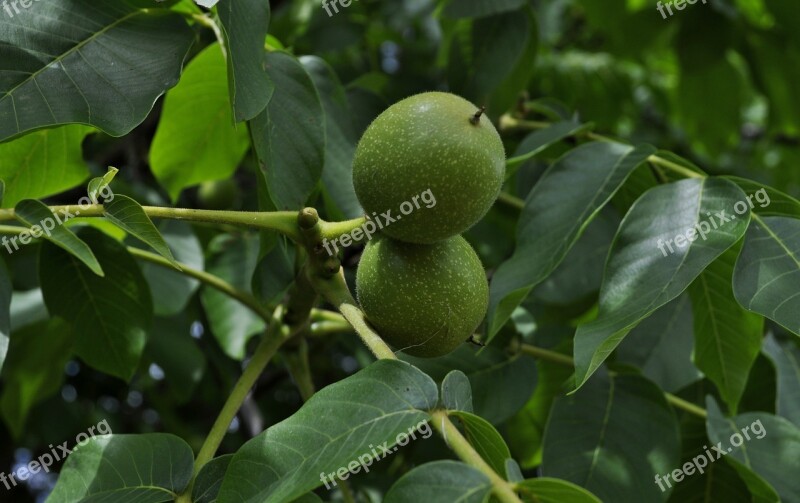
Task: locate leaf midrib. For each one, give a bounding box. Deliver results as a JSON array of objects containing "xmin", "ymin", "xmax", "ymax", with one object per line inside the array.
[
  {"xmin": 696, "ymin": 269, "xmax": 732, "ymax": 395},
  {"xmin": 1, "ymin": 8, "xmax": 144, "ymax": 103},
  {"xmin": 66, "ymin": 252, "xmax": 127, "ymax": 374},
  {"xmin": 584, "ymin": 375, "xmax": 615, "ymax": 486},
  {"xmin": 545, "ymin": 144, "xmax": 637, "ymax": 274},
  {"xmin": 751, "ymin": 214, "xmax": 800, "ymax": 269}
]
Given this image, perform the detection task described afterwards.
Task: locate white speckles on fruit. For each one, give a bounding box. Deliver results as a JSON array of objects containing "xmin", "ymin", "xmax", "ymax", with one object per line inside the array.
[
  {"xmin": 352, "ymin": 92, "xmax": 506, "ymax": 244},
  {"xmin": 355, "ymin": 235, "xmax": 489, "ymax": 357}
]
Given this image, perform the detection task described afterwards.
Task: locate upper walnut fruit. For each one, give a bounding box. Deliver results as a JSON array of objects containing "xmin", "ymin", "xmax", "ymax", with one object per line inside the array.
[{"xmin": 352, "ymin": 92, "xmax": 505, "ymax": 244}]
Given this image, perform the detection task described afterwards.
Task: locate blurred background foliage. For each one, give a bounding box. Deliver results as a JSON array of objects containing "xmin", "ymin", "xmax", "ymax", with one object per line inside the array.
[
  {"xmin": 1, "ymin": 0, "xmax": 798, "ymax": 501},
  {"xmin": 278, "ymin": 0, "xmax": 800, "ymax": 192}
]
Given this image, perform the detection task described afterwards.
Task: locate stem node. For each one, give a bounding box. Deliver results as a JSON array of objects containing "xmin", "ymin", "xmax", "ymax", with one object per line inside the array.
[{"xmin": 298, "ymin": 207, "xmax": 320, "ymax": 230}]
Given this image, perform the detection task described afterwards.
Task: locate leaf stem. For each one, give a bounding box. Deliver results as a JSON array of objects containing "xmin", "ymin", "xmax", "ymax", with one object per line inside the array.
[
  {"xmin": 518, "ymin": 343, "xmax": 707, "ymax": 419},
  {"xmin": 189, "ymin": 307, "xmax": 292, "ymax": 487},
  {"xmin": 319, "ymin": 216, "xmax": 368, "ymax": 240},
  {"xmin": 0, "ymin": 205, "xmax": 303, "ymax": 241},
  {"xmin": 310, "ymin": 309, "xmax": 348, "ymax": 324},
  {"xmin": 664, "ymin": 393, "xmax": 708, "ymax": 419},
  {"xmin": 295, "ymin": 207, "xmax": 397, "ymax": 360},
  {"xmin": 310, "ymin": 319, "xmax": 353, "ymax": 336},
  {"xmin": 0, "ymin": 224, "xmax": 23, "ymax": 235},
  {"xmin": 191, "ymin": 13, "xmax": 225, "ymax": 51},
  {"xmin": 284, "ymin": 337, "xmax": 316, "ymax": 401},
  {"xmin": 338, "ymin": 481, "xmax": 358, "ymax": 503},
  {"xmin": 430, "ymin": 410, "xmax": 522, "ymax": 503},
  {"xmin": 499, "ymin": 115, "xmax": 706, "ymax": 180},
  {"xmin": 280, "ymin": 269, "xmax": 320, "ymax": 401},
  {"xmin": 518, "ymin": 343, "xmax": 575, "ymax": 367},
  {"xmin": 496, "ymin": 192, "xmax": 525, "ymax": 211},
  {"xmin": 310, "ymin": 269, "xmax": 397, "ymax": 360},
  {"xmin": 125, "ymin": 246, "xmax": 342, "ymax": 334},
  {"xmin": 127, "ymin": 247, "xmax": 275, "ymax": 323},
  {"xmin": 646, "ymin": 154, "xmax": 705, "ymax": 180}
]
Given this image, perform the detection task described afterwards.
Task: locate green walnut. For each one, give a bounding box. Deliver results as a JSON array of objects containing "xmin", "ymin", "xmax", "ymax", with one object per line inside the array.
[
  {"xmin": 352, "ymin": 92, "xmax": 505, "ymax": 244},
  {"xmin": 356, "ymin": 235, "xmax": 489, "ymax": 357}
]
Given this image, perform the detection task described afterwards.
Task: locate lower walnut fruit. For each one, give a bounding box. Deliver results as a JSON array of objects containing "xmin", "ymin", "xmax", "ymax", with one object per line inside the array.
[{"xmin": 356, "ymin": 234, "xmax": 489, "ymax": 357}]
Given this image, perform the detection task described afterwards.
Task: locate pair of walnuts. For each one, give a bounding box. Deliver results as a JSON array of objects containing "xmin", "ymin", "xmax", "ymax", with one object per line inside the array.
[{"xmin": 352, "ymin": 92, "xmax": 505, "ymax": 357}]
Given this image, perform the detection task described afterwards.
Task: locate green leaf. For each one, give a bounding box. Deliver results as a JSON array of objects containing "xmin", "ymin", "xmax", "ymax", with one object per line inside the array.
[
  {"xmin": 724, "ymin": 176, "xmax": 800, "ymax": 218},
  {"xmin": 252, "ymin": 236, "xmax": 296, "ymax": 306},
  {"xmin": 506, "ymin": 121, "xmax": 592, "ymax": 173},
  {"xmin": 443, "ymin": 0, "xmax": 527, "ymax": 19},
  {"xmin": 488, "ymin": 142, "xmax": 655, "ymax": 340},
  {"xmin": 193, "ymin": 454, "xmax": 233, "ymax": 503},
  {"xmin": 542, "ymin": 370, "xmax": 681, "ymax": 503},
  {"xmin": 47, "ymin": 433, "xmax": 195, "ymax": 503},
  {"xmin": 9, "ymin": 288, "xmax": 47, "ymax": 332},
  {"xmin": 1, "ymin": 318, "xmax": 73, "ymax": 438},
  {"xmin": 745, "ymin": 32, "xmax": 800, "ymax": 135},
  {"xmin": 517, "ymin": 478, "xmax": 602, "ymax": 503},
  {"xmin": 200, "ymin": 233, "xmax": 265, "ymax": 360},
  {"xmin": 764, "ymin": 0, "xmax": 800, "ymax": 46},
  {"xmin": 176, "ymin": 0, "xmax": 206, "ymax": 12},
  {"xmin": 676, "ymin": 58, "xmax": 743, "ymax": 154},
  {"xmin": 611, "ymin": 162, "xmax": 660, "ymax": 214},
  {"xmin": 402, "ymin": 345, "xmax": 537, "ymax": 424},
  {"xmin": 651, "ymin": 151, "xmax": 707, "ymax": 179},
  {"xmin": 573, "ymin": 177, "xmax": 750, "ymax": 391},
  {"xmin": 14, "ymin": 199, "xmax": 103, "ymax": 276},
  {"xmin": 449, "ymin": 410, "xmax": 511, "ymax": 477},
  {"xmin": 40, "ymin": 228, "xmax": 153, "ymax": 381},
  {"xmin": 449, "ymin": 10, "xmax": 534, "ymax": 106},
  {"xmin": 506, "ymin": 352, "xmax": 574, "ymax": 468},
  {"xmin": 300, "ymin": 56, "xmax": 362, "ymax": 219},
  {"xmin": 140, "ymin": 221, "xmax": 204, "ymax": 316},
  {"xmin": 532, "ymin": 209, "xmax": 618, "ymax": 306},
  {"xmin": 616, "ymin": 294, "xmax": 700, "ymax": 393},
  {"xmin": 488, "ymin": 6, "xmax": 539, "ymax": 114},
  {"xmin": 739, "ymin": 353, "xmax": 777, "ymax": 414},
  {"xmin": 292, "ymin": 494, "xmax": 323, "ymax": 503},
  {"xmin": 87, "ymin": 166, "xmax": 119, "ymax": 204},
  {"xmin": 763, "ymin": 334, "xmax": 800, "ymax": 427},
  {"xmin": 689, "ymin": 243, "xmax": 764, "ymax": 414},
  {"xmin": 146, "ymin": 314, "xmax": 206, "ymax": 403},
  {"xmin": 0, "ymin": 258, "xmax": 10, "ymax": 373},
  {"xmin": 217, "ymin": 360, "xmax": 438, "ymax": 502},
  {"xmin": 103, "ymin": 194, "xmax": 178, "ymax": 266},
  {"xmin": 506, "ymin": 459, "xmax": 524, "ymax": 483},
  {"xmin": 150, "ymin": 43, "xmax": 251, "ymax": 201},
  {"xmin": 384, "ymin": 461, "xmax": 492, "ymax": 503},
  {"xmin": 252, "ymin": 51, "xmax": 325, "ymax": 210},
  {"xmin": 706, "ymin": 398, "xmax": 800, "ymax": 502},
  {"xmin": 531, "ymin": 49, "xmax": 640, "ymax": 130},
  {"xmin": 217, "ymin": 0, "xmax": 273, "ymax": 121},
  {"xmin": 666, "ymin": 451, "xmax": 763, "ymax": 503},
  {"xmin": 441, "ymin": 370, "xmax": 473, "ymax": 412},
  {"xmin": 0, "ymin": 1, "xmax": 194, "ymax": 142},
  {"xmin": 0, "ymin": 125, "xmax": 93, "ymax": 207},
  {"xmin": 733, "ymin": 215, "xmax": 800, "ymax": 335}
]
